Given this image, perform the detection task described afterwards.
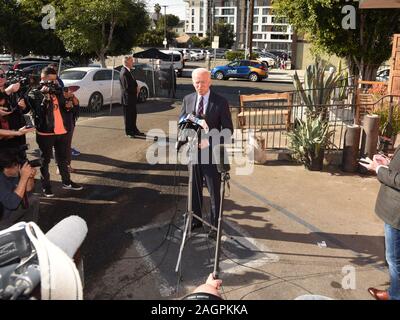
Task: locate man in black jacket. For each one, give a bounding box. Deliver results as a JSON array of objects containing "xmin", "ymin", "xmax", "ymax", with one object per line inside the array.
[
  {"xmin": 361, "ymin": 150, "xmax": 400, "ymax": 300},
  {"xmin": 119, "ymin": 56, "xmax": 144, "ymax": 138},
  {"xmin": 26, "ymin": 67, "xmax": 82, "ymax": 198},
  {"xmin": 179, "ymin": 68, "xmax": 233, "ymax": 239}
]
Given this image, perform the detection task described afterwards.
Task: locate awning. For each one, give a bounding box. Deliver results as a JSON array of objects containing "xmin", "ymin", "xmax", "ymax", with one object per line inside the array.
[
  {"xmin": 359, "ymin": 0, "xmax": 400, "ymax": 9},
  {"xmin": 133, "ymin": 48, "xmax": 170, "ymax": 60}
]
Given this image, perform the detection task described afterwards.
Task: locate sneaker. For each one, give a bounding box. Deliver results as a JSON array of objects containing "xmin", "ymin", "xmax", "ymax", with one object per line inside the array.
[
  {"xmin": 43, "ymin": 187, "xmax": 55, "ymax": 198},
  {"xmin": 62, "ymin": 181, "xmax": 83, "ymax": 191},
  {"xmin": 71, "ymin": 148, "xmax": 81, "ymax": 156}
]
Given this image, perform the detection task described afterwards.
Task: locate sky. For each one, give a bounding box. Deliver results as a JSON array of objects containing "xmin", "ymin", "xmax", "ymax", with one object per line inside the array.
[{"xmin": 145, "ymin": 0, "xmax": 187, "ymax": 20}]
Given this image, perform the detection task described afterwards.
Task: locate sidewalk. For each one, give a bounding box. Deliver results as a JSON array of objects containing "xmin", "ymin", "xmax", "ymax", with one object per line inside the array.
[{"xmin": 265, "ymin": 68, "xmax": 304, "ymax": 84}]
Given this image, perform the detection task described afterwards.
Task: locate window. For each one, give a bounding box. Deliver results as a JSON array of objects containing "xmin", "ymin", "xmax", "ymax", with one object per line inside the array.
[
  {"xmin": 253, "ymin": 17, "xmax": 258, "ymax": 24},
  {"xmin": 192, "ymin": 17, "xmax": 194, "ymax": 23},
  {"xmin": 253, "ymin": 25, "xmax": 259, "ymax": 32},
  {"xmin": 113, "ymin": 71, "xmax": 120, "ymax": 80},
  {"xmin": 192, "ymin": 9, "xmax": 195, "ymax": 16},
  {"xmin": 93, "ymin": 70, "xmax": 111, "ymax": 81},
  {"xmin": 272, "ymin": 25, "xmax": 287, "ymax": 32},
  {"xmin": 254, "ymin": 8, "xmax": 259, "ymax": 15},
  {"xmin": 262, "ymin": 25, "xmax": 268, "ymax": 32},
  {"xmin": 272, "ymin": 16, "xmax": 288, "ymax": 24},
  {"xmin": 221, "ymin": 9, "xmax": 234, "ymax": 15},
  {"xmin": 191, "ymin": 25, "xmax": 194, "ymax": 31},
  {"xmin": 60, "ymin": 71, "xmax": 87, "ymax": 80},
  {"xmin": 270, "ymin": 34, "xmax": 289, "ymax": 40},
  {"xmin": 228, "ymin": 61, "xmax": 240, "ymax": 67},
  {"xmin": 262, "ymin": 8, "xmax": 269, "ymax": 15},
  {"xmin": 262, "ymin": 17, "xmax": 268, "ymax": 23},
  {"xmin": 229, "ymin": 17, "xmax": 234, "ymax": 23},
  {"xmin": 240, "ymin": 61, "xmax": 250, "ymax": 67}
]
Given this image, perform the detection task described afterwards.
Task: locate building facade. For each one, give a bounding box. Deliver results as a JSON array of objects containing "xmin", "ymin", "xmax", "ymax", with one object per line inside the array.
[{"xmin": 184, "ymin": 0, "xmax": 293, "ymax": 51}]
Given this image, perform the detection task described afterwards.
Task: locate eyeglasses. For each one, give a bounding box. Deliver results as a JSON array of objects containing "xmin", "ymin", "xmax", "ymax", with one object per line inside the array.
[{"xmin": 0, "ymin": 74, "xmax": 6, "ymax": 79}]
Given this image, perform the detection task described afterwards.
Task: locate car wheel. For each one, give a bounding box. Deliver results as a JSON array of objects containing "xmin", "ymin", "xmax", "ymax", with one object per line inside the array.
[
  {"xmin": 88, "ymin": 92, "xmax": 103, "ymax": 112},
  {"xmin": 249, "ymin": 72, "xmax": 259, "ymax": 82},
  {"xmin": 215, "ymin": 71, "xmax": 224, "ymax": 80},
  {"xmin": 138, "ymin": 87, "xmax": 148, "ymax": 103}
]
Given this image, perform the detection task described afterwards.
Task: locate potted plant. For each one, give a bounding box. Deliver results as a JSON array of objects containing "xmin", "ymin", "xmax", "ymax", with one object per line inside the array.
[{"xmin": 288, "ymin": 117, "xmax": 336, "ymax": 171}]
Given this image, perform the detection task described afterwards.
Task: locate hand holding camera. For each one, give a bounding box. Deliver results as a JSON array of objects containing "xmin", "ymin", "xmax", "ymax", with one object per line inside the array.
[{"xmin": 19, "ymin": 162, "xmax": 35, "ymax": 181}]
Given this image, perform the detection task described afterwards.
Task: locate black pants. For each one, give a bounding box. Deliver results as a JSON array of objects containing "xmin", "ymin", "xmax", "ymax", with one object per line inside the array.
[
  {"xmin": 123, "ymin": 104, "xmax": 138, "ymax": 135},
  {"xmin": 192, "ymin": 164, "xmax": 221, "ymax": 227},
  {"xmin": 36, "ymin": 134, "xmax": 71, "ymax": 188}
]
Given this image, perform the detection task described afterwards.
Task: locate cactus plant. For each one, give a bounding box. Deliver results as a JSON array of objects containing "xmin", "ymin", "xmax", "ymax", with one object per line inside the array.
[{"xmin": 293, "ymin": 58, "xmax": 343, "ymax": 119}]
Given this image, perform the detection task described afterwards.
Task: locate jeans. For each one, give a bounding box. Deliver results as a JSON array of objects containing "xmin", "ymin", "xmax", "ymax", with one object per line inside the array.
[
  {"xmin": 36, "ymin": 134, "xmax": 71, "ymax": 188},
  {"xmin": 385, "ymin": 223, "xmax": 400, "ymax": 300}
]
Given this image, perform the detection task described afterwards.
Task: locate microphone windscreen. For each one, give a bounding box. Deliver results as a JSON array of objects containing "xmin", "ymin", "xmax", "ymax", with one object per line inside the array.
[{"xmin": 45, "ymin": 216, "xmax": 88, "ymax": 258}]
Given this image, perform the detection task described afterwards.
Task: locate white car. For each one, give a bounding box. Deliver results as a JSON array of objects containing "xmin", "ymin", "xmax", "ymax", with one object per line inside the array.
[
  {"xmin": 189, "ymin": 51, "xmax": 202, "ymax": 61},
  {"xmin": 60, "ymin": 67, "xmax": 149, "ymax": 111},
  {"xmin": 257, "ymin": 56, "xmax": 276, "ymax": 68}
]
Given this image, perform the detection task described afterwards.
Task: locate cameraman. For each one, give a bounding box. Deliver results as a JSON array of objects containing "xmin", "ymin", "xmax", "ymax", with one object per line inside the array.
[
  {"xmin": 26, "ymin": 67, "xmax": 82, "ymax": 198},
  {"xmin": 0, "ymin": 70, "xmax": 31, "ymax": 150},
  {"xmin": 0, "ymin": 149, "xmax": 39, "ymax": 230}
]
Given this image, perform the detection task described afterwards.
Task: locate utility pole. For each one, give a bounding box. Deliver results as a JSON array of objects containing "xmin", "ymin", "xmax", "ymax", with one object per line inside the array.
[
  {"xmin": 246, "ymin": 0, "xmax": 254, "ymax": 59},
  {"xmin": 162, "ymin": 5, "xmax": 168, "ymax": 48}
]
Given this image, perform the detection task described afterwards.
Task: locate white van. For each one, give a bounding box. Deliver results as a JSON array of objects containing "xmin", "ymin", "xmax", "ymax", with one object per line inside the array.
[{"xmin": 159, "ymin": 50, "xmax": 184, "ymax": 77}]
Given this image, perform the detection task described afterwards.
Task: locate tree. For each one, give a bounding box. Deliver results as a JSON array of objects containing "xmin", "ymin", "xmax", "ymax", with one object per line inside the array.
[
  {"xmin": 138, "ymin": 13, "xmax": 180, "ymax": 47},
  {"xmin": 274, "ymin": 0, "xmax": 400, "ymax": 80},
  {"xmin": 0, "ymin": 0, "xmax": 66, "ymax": 58},
  {"xmin": 53, "ymin": 0, "xmax": 149, "ymax": 67},
  {"xmin": 214, "ymin": 22, "xmax": 235, "ymax": 49}
]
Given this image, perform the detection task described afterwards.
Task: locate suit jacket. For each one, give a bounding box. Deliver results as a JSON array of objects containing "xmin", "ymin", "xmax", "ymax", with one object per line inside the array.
[
  {"xmin": 179, "ymin": 90, "xmax": 233, "ymax": 164},
  {"xmin": 375, "ymin": 146, "xmax": 400, "ymax": 229},
  {"xmin": 179, "ymin": 90, "xmax": 233, "ymax": 135},
  {"xmin": 119, "ymin": 67, "xmax": 137, "ymax": 106}
]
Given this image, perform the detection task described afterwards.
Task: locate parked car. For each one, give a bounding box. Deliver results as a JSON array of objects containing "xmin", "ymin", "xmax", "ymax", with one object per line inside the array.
[
  {"xmin": 376, "ymin": 68, "xmax": 390, "ymax": 82},
  {"xmin": 60, "ymin": 67, "xmax": 149, "ymax": 111},
  {"xmin": 189, "ymin": 49, "xmax": 206, "ymax": 60},
  {"xmin": 0, "ymin": 62, "xmax": 13, "ymax": 72},
  {"xmin": 189, "ymin": 51, "xmax": 202, "ymax": 61},
  {"xmin": 215, "ymin": 49, "xmax": 229, "ymax": 59},
  {"xmin": 257, "ymin": 55, "xmax": 276, "ymax": 68},
  {"xmin": 159, "ymin": 50, "xmax": 184, "ymax": 77},
  {"xmin": 211, "ymin": 60, "xmax": 268, "ymax": 82}
]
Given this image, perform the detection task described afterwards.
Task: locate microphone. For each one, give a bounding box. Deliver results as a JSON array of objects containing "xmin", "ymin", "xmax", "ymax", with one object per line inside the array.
[
  {"xmin": 186, "ymin": 113, "xmax": 209, "ymax": 133},
  {"xmin": 175, "ymin": 113, "xmax": 194, "ymax": 151},
  {"xmin": 213, "ymin": 144, "xmax": 230, "ymax": 173}
]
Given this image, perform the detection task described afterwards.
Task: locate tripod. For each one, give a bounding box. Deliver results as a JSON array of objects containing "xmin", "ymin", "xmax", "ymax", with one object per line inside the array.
[{"xmin": 175, "ymin": 139, "xmax": 231, "ymax": 278}]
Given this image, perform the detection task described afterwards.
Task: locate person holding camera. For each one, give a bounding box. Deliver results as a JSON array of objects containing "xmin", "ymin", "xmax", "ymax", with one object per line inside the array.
[
  {"xmin": 0, "ymin": 150, "xmax": 39, "ymax": 230},
  {"xmin": 0, "ymin": 70, "xmax": 31, "ymax": 150},
  {"xmin": 26, "ymin": 67, "xmax": 82, "ymax": 198}
]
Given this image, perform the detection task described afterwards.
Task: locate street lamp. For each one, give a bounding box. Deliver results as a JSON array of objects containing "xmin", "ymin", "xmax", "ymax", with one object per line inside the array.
[{"xmin": 162, "ymin": 5, "xmax": 168, "ymax": 48}]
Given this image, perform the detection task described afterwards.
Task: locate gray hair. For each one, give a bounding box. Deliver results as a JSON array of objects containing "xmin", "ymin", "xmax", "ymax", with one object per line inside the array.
[
  {"xmin": 192, "ymin": 68, "xmax": 211, "ymax": 79},
  {"xmin": 122, "ymin": 56, "xmax": 133, "ymax": 66}
]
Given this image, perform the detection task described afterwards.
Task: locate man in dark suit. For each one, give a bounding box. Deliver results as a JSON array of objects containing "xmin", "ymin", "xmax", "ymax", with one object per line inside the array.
[
  {"xmin": 179, "ymin": 68, "xmax": 233, "ymax": 239},
  {"xmin": 119, "ymin": 56, "xmax": 144, "ymax": 138},
  {"xmin": 361, "ymin": 149, "xmax": 400, "ymax": 300}
]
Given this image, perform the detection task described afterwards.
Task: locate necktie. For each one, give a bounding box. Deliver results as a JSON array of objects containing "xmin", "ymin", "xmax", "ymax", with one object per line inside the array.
[{"xmin": 197, "ymin": 96, "xmax": 204, "ymax": 116}]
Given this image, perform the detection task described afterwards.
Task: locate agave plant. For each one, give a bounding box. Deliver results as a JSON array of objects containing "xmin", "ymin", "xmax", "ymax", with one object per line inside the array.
[
  {"xmin": 293, "ymin": 58, "xmax": 343, "ymax": 119},
  {"xmin": 287, "ymin": 117, "xmax": 336, "ymax": 170}
]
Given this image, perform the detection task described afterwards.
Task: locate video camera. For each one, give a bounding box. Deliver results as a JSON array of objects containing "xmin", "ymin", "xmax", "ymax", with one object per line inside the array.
[
  {"xmin": 39, "ymin": 80, "xmax": 63, "ymax": 96},
  {"xmin": 4, "ymin": 70, "xmax": 40, "ymax": 112}
]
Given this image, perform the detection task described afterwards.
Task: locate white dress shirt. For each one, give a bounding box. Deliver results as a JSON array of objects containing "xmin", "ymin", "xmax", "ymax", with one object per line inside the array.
[{"xmin": 195, "ymin": 91, "xmax": 210, "ymax": 115}]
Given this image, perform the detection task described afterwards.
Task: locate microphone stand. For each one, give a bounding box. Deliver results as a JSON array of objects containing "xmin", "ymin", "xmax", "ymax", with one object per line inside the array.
[{"xmin": 213, "ymin": 169, "xmax": 230, "ymax": 279}]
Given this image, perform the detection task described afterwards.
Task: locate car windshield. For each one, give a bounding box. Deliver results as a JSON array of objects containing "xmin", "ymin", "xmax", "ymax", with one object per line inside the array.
[{"xmin": 60, "ymin": 70, "xmax": 87, "ymax": 80}]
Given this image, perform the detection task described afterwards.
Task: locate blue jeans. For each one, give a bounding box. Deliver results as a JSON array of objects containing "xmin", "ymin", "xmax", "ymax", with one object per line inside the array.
[{"xmin": 385, "ymin": 223, "xmax": 400, "ymax": 300}]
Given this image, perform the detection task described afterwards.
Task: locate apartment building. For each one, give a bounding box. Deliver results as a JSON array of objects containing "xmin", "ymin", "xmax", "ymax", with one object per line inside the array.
[{"xmin": 184, "ymin": 0, "xmax": 293, "ymax": 52}]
